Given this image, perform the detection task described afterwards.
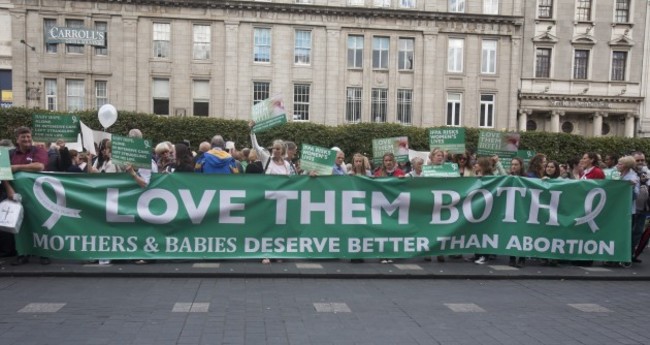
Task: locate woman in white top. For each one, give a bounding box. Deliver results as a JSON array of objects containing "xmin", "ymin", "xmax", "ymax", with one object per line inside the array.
[
  {"xmin": 91, "ymin": 140, "xmax": 120, "ymax": 173},
  {"xmin": 265, "ymin": 140, "xmax": 292, "ymax": 175},
  {"xmin": 407, "ymin": 157, "xmax": 424, "ymax": 177}
]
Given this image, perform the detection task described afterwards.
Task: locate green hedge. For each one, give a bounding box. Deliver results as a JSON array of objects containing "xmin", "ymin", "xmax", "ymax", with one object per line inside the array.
[{"xmin": 2, "ymin": 107, "xmax": 650, "ymax": 163}]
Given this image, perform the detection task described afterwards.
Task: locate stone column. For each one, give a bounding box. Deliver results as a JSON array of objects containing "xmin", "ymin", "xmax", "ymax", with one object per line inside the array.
[
  {"xmin": 518, "ymin": 109, "xmax": 530, "ymax": 131},
  {"xmin": 224, "ymin": 21, "xmax": 240, "ymax": 119},
  {"xmin": 593, "ymin": 112, "xmax": 606, "ymax": 137},
  {"xmin": 625, "ymin": 113, "xmax": 637, "ymax": 138},
  {"xmin": 325, "ymin": 26, "xmax": 340, "ymax": 125},
  {"xmin": 550, "ymin": 110, "xmax": 563, "ymax": 133}
]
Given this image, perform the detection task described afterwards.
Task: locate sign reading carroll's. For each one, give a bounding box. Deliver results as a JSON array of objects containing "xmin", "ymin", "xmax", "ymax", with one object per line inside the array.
[{"xmin": 45, "ymin": 26, "xmax": 106, "ymax": 46}]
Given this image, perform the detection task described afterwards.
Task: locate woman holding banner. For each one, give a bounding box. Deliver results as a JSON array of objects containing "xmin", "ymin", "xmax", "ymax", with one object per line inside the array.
[
  {"xmin": 373, "ymin": 153, "xmax": 404, "ymax": 177},
  {"xmin": 350, "ymin": 153, "xmax": 372, "ymax": 177}
]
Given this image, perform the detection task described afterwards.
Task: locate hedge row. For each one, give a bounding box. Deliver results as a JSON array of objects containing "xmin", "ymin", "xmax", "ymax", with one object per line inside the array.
[{"xmin": 2, "ymin": 107, "xmax": 650, "ymax": 163}]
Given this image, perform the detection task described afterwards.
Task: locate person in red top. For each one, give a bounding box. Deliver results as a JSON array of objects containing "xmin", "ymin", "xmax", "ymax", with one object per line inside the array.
[
  {"xmin": 579, "ymin": 152, "xmax": 605, "ymax": 180},
  {"xmin": 373, "ymin": 152, "xmax": 405, "ymax": 177},
  {"xmin": 9, "ymin": 126, "xmax": 50, "ymax": 266}
]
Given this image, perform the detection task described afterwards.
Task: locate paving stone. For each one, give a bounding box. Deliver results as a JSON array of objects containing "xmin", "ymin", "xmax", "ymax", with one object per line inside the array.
[
  {"xmin": 313, "ymin": 302, "xmax": 351, "ymax": 313},
  {"xmin": 568, "ymin": 304, "xmax": 612, "ymax": 313},
  {"xmin": 443, "ymin": 303, "xmax": 486, "ymax": 312},
  {"xmin": 18, "ymin": 303, "xmax": 66, "ymax": 313}
]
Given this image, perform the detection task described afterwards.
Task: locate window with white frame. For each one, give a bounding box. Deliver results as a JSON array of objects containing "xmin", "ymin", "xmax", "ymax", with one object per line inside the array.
[
  {"xmin": 66, "ymin": 79, "xmax": 84, "ymax": 111},
  {"xmin": 95, "ymin": 81, "xmax": 108, "ymax": 108},
  {"xmin": 153, "ymin": 23, "xmax": 171, "ymax": 58},
  {"xmin": 615, "ymin": 0, "xmax": 630, "ymax": 23},
  {"xmin": 45, "ymin": 79, "xmax": 57, "ymax": 111},
  {"xmin": 481, "ymin": 40, "xmax": 497, "ymax": 74},
  {"xmin": 576, "ymin": 0, "xmax": 592, "ymax": 21},
  {"xmin": 535, "ymin": 48, "xmax": 551, "ymax": 78},
  {"xmin": 254, "ymin": 28, "xmax": 271, "ymax": 63},
  {"xmin": 483, "ymin": 0, "xmax": 498, "ymax": 14},
  {"xmin": 538, "ymin": 0, "xmax": 553, "ymax": 18},
  {"xmin": 348, "ymin": 35, "xmax": 364, "ymax": 69},
  {"xmin": 44, "ymin": 19, "xmax": 58, "ymax": 53},
  {"xmin": 293, "ymin": 84, "xmax": 310, "ymax": 121},
  {"xmin": 398, "ymin": 38, "xmax": 414, "ymax": 70},
  {"xmin": 66, "ymin": 19, "xmax": 84, "ymax": 54},
  {"xmin": 253, "ymin": 82, "xmax": 270, "ymax": 105},
  {"xmin": 348, "ymin": 0, "xmax": 364, "ymax": 6},
  {"xmin": 400, "ymin": 0, "xmax": 415, "ymax": 9},
  {"xmin": 371, "ymin": 88, "xmax": 388, "ymax": 123},
  {"xmin": 573, "ymin": 49, "xmax": 589, "ymax": 79},
  {"xmin": 373, "ymin": 0, "xmax": 391, "ymax": 7},
  {"xmin": 95, "ymin": 22, "xmax": 108, "ymax": 56},
  {"xmin": 193, "ymin": 25, "xmax": 211, "ymax": 60},
  {"xmin": 446, "ymin": 93, "xmax": 461, "ymax": 126},
  {"xmin": 611, "ymin": 51, "xmax": 627, "ymax": 81},
  {"xmin": 479, "ymin": 94, "xmax": 494, "ymax": 128},
  {"xmin": 193, "ymin": 80, "xmax": 210, "ymax": 116},
  {"xmin": 346, "ymin": 87, "xmax": 362, "ymax": 123},
  {"xmin": 372, "ymin": 37, "xmax": 389, "ymax": 69},
  {"xmin": 449, "ymin": 0, "xmax": 465, "ymax": 12},
  {"xmin": 152, "ymin": 79, "xmax": 170, "ymax": 115},
  {"xmin": 397, "ymin": 89, "xmax": 412, "ymax": 124},
  {"xmin": 294, "ymin": 30, "xmax": 311, "ymax": 65},
  {"xmin": 448, "ymin": 38, "xmax": 464, "ymax": 73}
]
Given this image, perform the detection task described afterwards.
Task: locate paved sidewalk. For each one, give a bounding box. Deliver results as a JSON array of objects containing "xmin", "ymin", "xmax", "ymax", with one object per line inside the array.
[{"xmin": 1, "ymin": 253, "xmax": 649, "ymax": 280}]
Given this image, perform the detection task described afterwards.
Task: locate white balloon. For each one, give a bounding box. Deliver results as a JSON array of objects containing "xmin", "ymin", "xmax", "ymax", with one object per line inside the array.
[{"xmin": 98, "ymin": 104, "xmax": 118, "ymax": 129}]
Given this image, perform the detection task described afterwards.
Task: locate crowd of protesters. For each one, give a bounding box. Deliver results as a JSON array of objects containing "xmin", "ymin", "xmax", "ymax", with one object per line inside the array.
[{"xmin": 1, "ymin": 124, "xmax": 648, "ymax": 268}]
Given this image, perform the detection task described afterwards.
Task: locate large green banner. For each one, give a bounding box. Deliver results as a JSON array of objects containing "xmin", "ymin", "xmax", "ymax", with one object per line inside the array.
[{"xmin": 11, "ymin": 172, "xmax": 631, "ymax": 261}]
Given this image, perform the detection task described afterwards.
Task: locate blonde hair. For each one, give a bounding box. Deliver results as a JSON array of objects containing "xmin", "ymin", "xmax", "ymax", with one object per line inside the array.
[{"xmin": 619, "ymin": 156, "xmax": 636, "ymax": 171}]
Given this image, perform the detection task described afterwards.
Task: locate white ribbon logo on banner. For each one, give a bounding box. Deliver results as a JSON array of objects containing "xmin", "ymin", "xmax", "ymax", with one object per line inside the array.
[
  {"xmin": 574, "ymin": 188, "xmax": 606, "ymax": 233},
  {"xmin": 33, "ymin": 176, "xmax": 82, "ymax": 230}
]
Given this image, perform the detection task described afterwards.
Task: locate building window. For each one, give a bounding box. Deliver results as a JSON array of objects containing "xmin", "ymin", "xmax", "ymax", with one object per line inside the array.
[
  {"xmin": 45, "ymin": 79, "xmax": 57, "ymax": 111},
  {"xmin": 446, "ymin": 93, "xmax": 461, "ymax": 126},
  {"xmin": 561, "ymin": 121, "xmax": 574, "ymax": 134},
  {"xmin": 372, "ymin": 37, "xmax": 389, "ymax": 69},
  {"xmin": 193, "ymin": 80, "xmax": 209, "ymax": 116},
  {"xmin": 346, "ymin": 87, "xmax": 362, "ymax": 123},
  {"xmin": 538, "ymin": 0, "xmax": 553, "ymax": 18},
  {"xmin": 611, "ymin": 51, "xmax": 627, "ymax": 81},
  {"xmin": 481, "ymin": 40, "xmax": 497, "ymax": 74},
  {"xmin": 95, "ymin": 81, "xmax": 108, "ymax": 108},
  {"xmin": 479, "ymin": 94, "xmax": 494, "ymax": 128},
  {"xmin": 448, "ymin": 38, "xmax": 464, "ymax": 73},
  {"xmin": 66, "ymin": 19, "xmax": 84, "ymax": 54},
  {"xmin": 348, "ymin": 35, "xmax": 364, "ymax": 69},
  {"xmin": 44, "ymin": 19, "xmax": 58, "ymax": 53},
  {"xmin": 602, "ymin": 123, "xmax": 611, "ymax": 135},
  {"xmin": 371, "ymin": 88, "xmax": 388, "ymax": 123},
  {"xmin": 293, "ymin": 84, "xmax": 310, "ymax": 121},
  {"xmin": 373, "ymin": 0, "xmax": 390, "ymax": 7},
  {"xmin": 397, "ymin": 89, "xmax": 412, "ymax": 124},
  {"xmin": 66, "ymin": 79, "xmax": 84, "ymax": 112},
  {"xmin": 400, "ymin": 0, "xmax": 415, "ymax": 9},
  {"xmin": 254, "ymin": 28, "xmax": 271, "ymax": 63},
  {"xmin": 294, "ymin": 30, "xmax": 311, "ymax": 65},
  {"xmin": 152, "ymin": 79, "xmax": 170, "ymax": 115},
  {"xmin": 573, "ymin": 50, "xmax": 589, "ymax": 79},
  {"xmin": 253, "ymin": 82, "xmax": 270, "ymax": 105},
  {"xmin": 193, "ymin": 25, "xmax": 211, "ymax": 60},
  {"xmin": 483, "ymin": 0, "xmax": 498, "ymax": 14},
  {"xmin": 526, "ymin": 120, "xmax": 537, "ymax": 131},
  {"xmin": 94, "ymin": 22, "xmax": 108, "ymax": 56},
  {"xmin": 398, "ymin": 38, "xmax": 414, "ymax": 70},
  {"xmin": 535, "ymin": 48, "xmax": 551, "ymax": 78},
  {"xmin": 153, "ymin": 23, "xmax": 170, "ymax": 58},
  {"xmin": 576, "ymin": 0, "xmax": 592, "ymax": 21},
  {"xmin": 615, "ymin": 0, "xmax": 630, "ymax": 23},
  {"xmin": 348, "ymin": 0, "xmax": 364, "ymax": 6},
  {"xmin": 449, "ymin": 0, "xmax": 465, "ymax": 12}
]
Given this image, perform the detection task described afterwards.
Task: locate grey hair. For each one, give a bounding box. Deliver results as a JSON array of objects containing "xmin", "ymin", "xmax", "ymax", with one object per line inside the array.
[
  {"xmin": 128, "ymin": 129, "xmax": 143, "ymax": 138},
  {"xmin": 211, "ymin": 135, "xmax": 225, "ymax": 149},
  {"xmin": 410, "ymin": 157, "xmax": 424, "ymax": 165}
]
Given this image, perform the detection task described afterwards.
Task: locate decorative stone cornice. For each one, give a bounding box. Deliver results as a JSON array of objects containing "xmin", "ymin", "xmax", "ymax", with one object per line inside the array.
[
  {"xmin": 60, "ymin": 0, "xmax": 523, "ymax": 25},
  {"xmin": 519, "ymin": 93, "xmax": 643, "ymax": 104}
]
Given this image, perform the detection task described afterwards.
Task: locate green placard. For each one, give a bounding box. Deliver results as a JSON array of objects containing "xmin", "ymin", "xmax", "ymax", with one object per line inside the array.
[
  {"xmin": 32, "ymin": 114, "xmax": 80, "ymax": 142},
  {"xmin": 251, "ymin": 95, "xmax": 288, "ymax": 133},
  {"xmin": 477, "ymin": 130, "xmax": 520, "ymax": 158},
  {"xmin": 428, "ymin": 128, "xmax": 466, "ymax": 154},
  {"xmin": 503, "ymin": 150, "xmax": 536, "ymax": 173},
  {"xmin": 372, "ymin": 137, "xmax": 410, "ymax": 165},
  {"xmin": 421, "ymin": 163, "xmax": 460, "ymax": 177},
  {"xmin": 11, "ymin": 173, "xmax": 632, "ymax": 262},
  {"xmin": 110, "ymin": 134, "xmax": 152, "ymax": 170},
  {"xmin": 300, "ymin": 144, "xmax": 337, "ymax": 175},
  {"xmin": 0, "ymin": 147, "xmax": 13, "ymax": 180},
  {"xmin": 603, "ymin": 168, "xmax": 621, "ymax": 180}
]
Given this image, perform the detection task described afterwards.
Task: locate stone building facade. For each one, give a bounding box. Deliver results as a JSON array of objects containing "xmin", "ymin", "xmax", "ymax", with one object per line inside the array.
[
  {"xmin": 519, "ymin": 0, "xmax": 647, "ymax": 138},
  {"xmin": 10, "ymin": 0, "xmax": 523, "ymax": 130}
]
